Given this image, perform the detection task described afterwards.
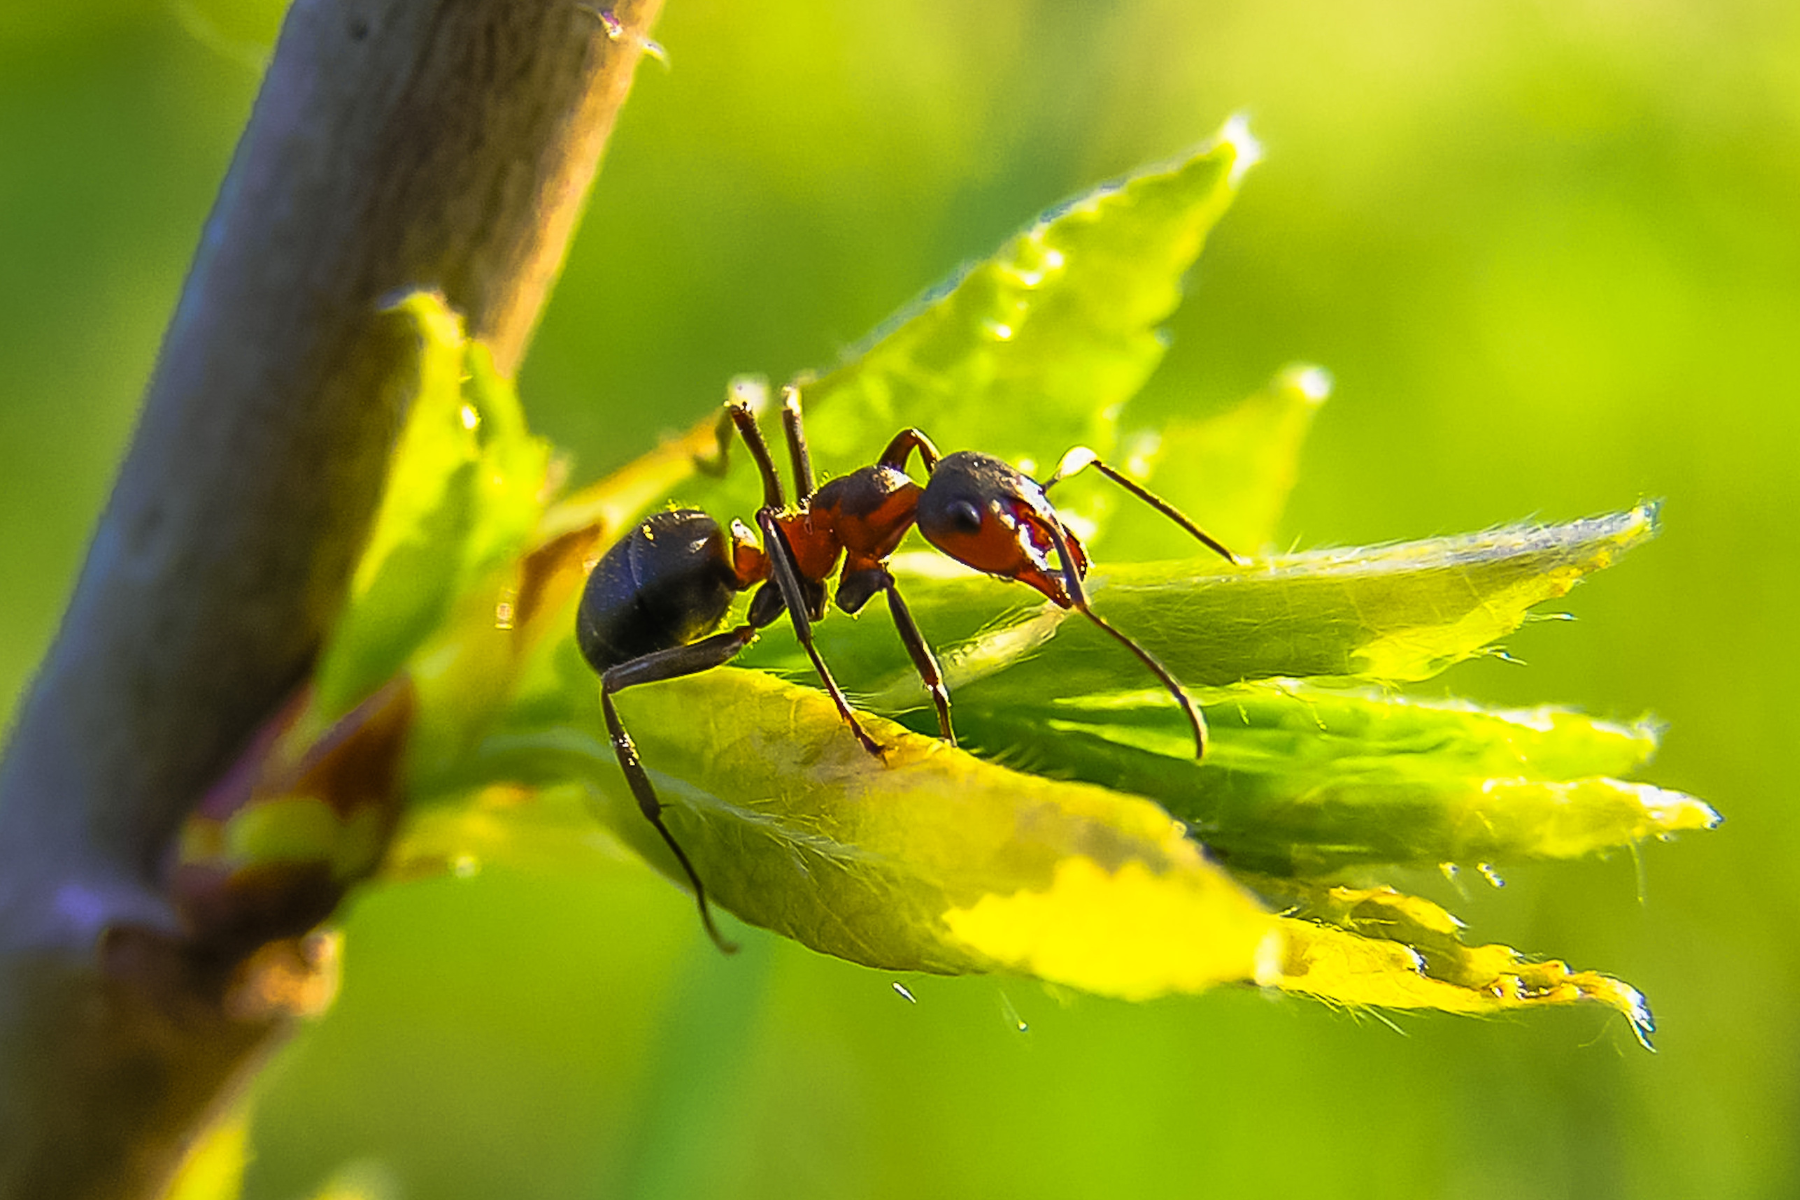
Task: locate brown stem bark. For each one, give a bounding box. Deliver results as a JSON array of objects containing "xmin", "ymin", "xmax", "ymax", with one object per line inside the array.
[{"xmin": 0, "ymin": 1, "xmax": 663, "ymax": 1194}]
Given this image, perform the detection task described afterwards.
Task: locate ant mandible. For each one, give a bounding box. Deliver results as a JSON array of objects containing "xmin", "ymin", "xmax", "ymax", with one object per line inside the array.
[{"xmin": 575, "ymin": 385, "xmax": 1242, "ymax": 952}]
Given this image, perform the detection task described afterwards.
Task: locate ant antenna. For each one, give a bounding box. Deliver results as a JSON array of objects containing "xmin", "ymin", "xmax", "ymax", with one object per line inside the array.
[
  {"xmin": 1042, "ymin": 519, "xmax": 1210, "ymax": 759},
  {"xmin": 1044, "ymin": 447, "xmax": 1245, "ymax": 565}
]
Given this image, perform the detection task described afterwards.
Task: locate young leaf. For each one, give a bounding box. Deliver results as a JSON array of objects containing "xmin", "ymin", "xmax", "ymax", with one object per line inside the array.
[
  {"xmin": 1265, "ymin": 884, "xmax": 1656, "ymax": 1047},
  {"xmin": 455, "ymin": 667, "xmax": 1282, "ymax": 995},
  {"xmin": 954, "ymin": 684, "xmax": 1717, "ymax": 875},
  {"xmin": 312, "ymin": 292, "xmax": 550, "ymax": 725},
  {"xmin": 736, "ymin": 504, "xmax": 1662, "ymax": 712},
  {"xmin": 680, "ymin": 118, "xmax": 1262, "ymax": 523},
  {"xmin": 1088, "ymin": 362, "xmax": 1333, "ymax": 558}
]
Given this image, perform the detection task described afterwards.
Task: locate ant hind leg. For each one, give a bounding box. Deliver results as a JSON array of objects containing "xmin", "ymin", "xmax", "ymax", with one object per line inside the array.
[{"xmin": 600, "ymin": 624, "xmax": 762, "ymax": 953}]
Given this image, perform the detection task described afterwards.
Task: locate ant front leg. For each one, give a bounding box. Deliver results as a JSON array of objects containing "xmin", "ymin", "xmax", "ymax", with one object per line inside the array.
[
  {"xmin": 757, "ymin": 511, "xmax": 885, "ymax": 759},
  {"xmin": 879, "ymin": 427, "xmax": 942, "ymax": 474},
  {"xmin": 779, "ymin": 386, "xmax": 816, "ymax": 502},
  {"xmin": 1043, "ymin": 447, "xmax": 1245, "ymax": 566},
  {"xmin": 601, "ymin": 625, "xmax": 762, "ymax": 954},
  {"xmin": 692, "ymin": 380, "xmax": 792, "ymax": 512},
  {"xmin": 838, "ymin": 565, "xmax": 955, "ymax": 744},
  {"xmin": 694, "ymin": 378, "xmax": 772, "ymax": 479}
]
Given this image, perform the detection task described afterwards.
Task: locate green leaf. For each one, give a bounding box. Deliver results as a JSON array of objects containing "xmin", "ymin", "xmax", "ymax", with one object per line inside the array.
[
  {"xmin": 1265, "ymin": 884, "xmax": 1656, "ymax": 1047},
  {"xmin": 1095, "ymin": 362, "xmax": 1332, "ymax": 558},
  {"xmin": 955, "ymin": 684, "xmax": 1718, "ymax": 875},
  {"xmin": 684, "ymin": 117, "xmax": 1260, "ymax": 520},
  {"xmin": 737, "ymin": 504, "xmax": 1662, "ymax": 713},
  {"xmin": 312, "ymin": 293, "xmax": 477, "ymax": 719},
  {"xmin": 312, "ymin": 290, "xmax": 550, "ymax": 754},
  {"xmin": 459, "ymin": 341, "xmax": 553, "ymax": 585},
  {"xmin": 455, "ymin": 667, "xmax": 1281, "ymax": 998}
]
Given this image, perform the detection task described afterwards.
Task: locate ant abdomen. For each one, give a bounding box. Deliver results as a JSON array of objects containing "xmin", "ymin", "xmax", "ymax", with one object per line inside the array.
[{"xmin": 576, "ymin": 509, "xmax": 740, "ymax": 674}]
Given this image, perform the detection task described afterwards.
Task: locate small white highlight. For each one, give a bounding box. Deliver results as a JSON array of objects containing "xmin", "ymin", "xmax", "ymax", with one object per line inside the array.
[
  {"xmin": 1291, "ymin": 365, "xmax": 1333, "ymax": 402},
  {"xmin": 999, "ymin": 991, "xmax": 1029, "ymax": 1032},
  {"xmin": 892, "ymin": 981, "xmax": 917, "ymax": 1003},
  {"xmin": 1252, "ymin": 929, "xmax": 1286, "ymax": 988},
  {"xmin": 1053, "ymin": 446, "xmax": 1098, "ymax": 480},
  {"xmin": 1219, "ymin": 113, "xmax": 1263, "ymax": 187},
  {"xmin": 460, "ymin": 404, "xmax": 480, "ymax": 431},
  {"xmin": 1122, "ymin": 431, "xmax": 1160, "ymax": 479},
  {"xmin": 453, "ymin": 855, "xmax": 481, "ymax": 878},
  {"xmin": 985, "ymin": 320, "xmax": 1016, "ymax": 342},
  {"xmin": 728, "ymin": 374, "xmax": 769, "ymax": 414}
]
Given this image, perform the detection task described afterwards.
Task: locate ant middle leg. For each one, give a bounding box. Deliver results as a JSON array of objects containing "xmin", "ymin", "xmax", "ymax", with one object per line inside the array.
[
  {"xmin": 756, "ymin": 511, "xmax": 885, "ymax": 759},
  {"xmin": 1042, "ymin": 447, "xmax": 1244, "ymax": 566},
  {"xmin": 601, "ymin": 624, "xmax": 762, "ymax": 953},
  {"xmin": 837, "ymin": 565, "xmax": 954, "ymax": 744}
]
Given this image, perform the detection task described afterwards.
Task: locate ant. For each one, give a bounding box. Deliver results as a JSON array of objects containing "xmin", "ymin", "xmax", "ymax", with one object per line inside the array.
[{"xmin": 575, "ymin": 385, "xmax": 1242, "ymax": 951}]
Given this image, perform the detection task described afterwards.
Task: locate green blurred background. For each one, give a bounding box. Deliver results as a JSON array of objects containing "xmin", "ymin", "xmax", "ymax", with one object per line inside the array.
[{"xmin": 4, "ymin": 0, "xmax": 1796, "ymax": 1196}]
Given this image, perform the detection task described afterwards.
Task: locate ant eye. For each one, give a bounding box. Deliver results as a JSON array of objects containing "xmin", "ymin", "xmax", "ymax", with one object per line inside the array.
[{"xmin": 947, "ymin": 499, "xmax": 984, "ymax": 534}]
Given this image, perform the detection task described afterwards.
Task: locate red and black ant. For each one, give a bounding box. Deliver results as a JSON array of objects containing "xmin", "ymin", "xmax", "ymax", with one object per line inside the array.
[{"xmin": 576, "ymin": 387, "xmax": 1241, "ymax": 951}]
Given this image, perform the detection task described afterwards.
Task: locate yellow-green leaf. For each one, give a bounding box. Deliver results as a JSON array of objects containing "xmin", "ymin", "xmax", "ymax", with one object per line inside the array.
[
  {"xmin": 1266, "ymin": 884, "xmax": 1655, "ymax": 1047},
  {"xmin": 954, "ymin": 683, "xmax": 1717, "ymax": 875},
  {"xmin": 451, "ymin": 668, "xmax": 1280, "ymax": 987}
]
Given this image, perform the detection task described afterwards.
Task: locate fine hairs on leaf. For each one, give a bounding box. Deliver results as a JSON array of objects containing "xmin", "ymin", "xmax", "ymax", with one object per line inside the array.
[{"xmin": 287, "ymin": 117, "xmax": 1712, "ymax": 1045}]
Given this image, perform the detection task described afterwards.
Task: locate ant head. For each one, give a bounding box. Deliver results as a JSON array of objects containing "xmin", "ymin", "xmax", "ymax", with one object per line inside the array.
[{"xmin": 915, "ymin": 451, "xmax": 1088, "ymax": 606}]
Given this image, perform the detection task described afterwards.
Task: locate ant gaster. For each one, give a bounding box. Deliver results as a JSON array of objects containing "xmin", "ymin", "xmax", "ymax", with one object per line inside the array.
[{"xmin": 576, "ymin": 385, "xmax": 1242, "ymax": 951}]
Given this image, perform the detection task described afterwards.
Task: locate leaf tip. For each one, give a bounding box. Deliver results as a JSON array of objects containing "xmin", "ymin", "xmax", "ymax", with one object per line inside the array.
[
  {"xmin": 1217, "ymin": 112, "xmax": 1264, "ymax": 187},
  {"xmin": 377, "ymin": 287, "xmax": 465, "ymax": 346}
]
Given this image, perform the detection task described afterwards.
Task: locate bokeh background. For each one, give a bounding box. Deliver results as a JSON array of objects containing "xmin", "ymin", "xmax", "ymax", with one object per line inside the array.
[{"xmin": 4, "ymin": 0, "xmax": 1797, "ymax": 1196}]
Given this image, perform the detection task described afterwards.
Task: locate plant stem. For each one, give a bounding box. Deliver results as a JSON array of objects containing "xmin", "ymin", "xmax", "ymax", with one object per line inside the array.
[{"xmin": 0, "ymin": 1, "xmax": 663, "ymax": 1194}]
